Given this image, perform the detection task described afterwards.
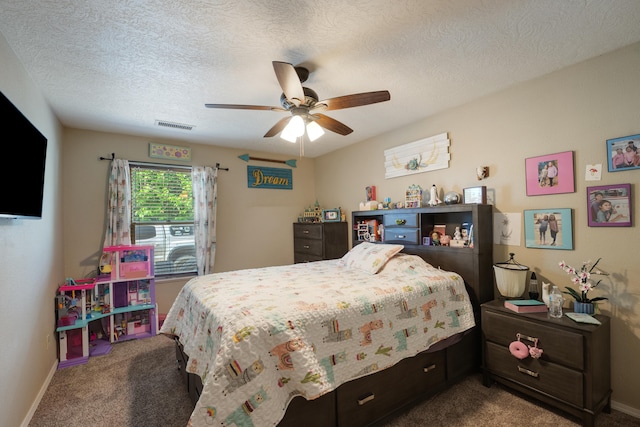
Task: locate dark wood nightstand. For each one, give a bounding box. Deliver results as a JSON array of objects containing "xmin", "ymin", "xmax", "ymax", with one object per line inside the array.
[{"xmin": 481, "ymin": 300, "xmax": 611, "ymax": 427}]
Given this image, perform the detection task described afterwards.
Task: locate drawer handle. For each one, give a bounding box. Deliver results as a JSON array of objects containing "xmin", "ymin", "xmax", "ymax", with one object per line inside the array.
[
  {"xmin": 516, "ymin": 332, "xmax": 539, "ymax": 344},
  {"xmin": 395, "ymin": 219, "xmax": 406, "ymax": 225},
  {"xmin": 303, "ymin": 230, "xmax": 309, "ymax": 234},
  {"xmin": 303, "ymin": 245, "xmax": 310, "ymax": 249},
  {"xmin": 357, "ymin": 393, "xmax": 375, "ymax": 406},
  {"xmin": 517, "ymin": 365, "xmax": 539, "ymax": 378},
  {"xmin": 397, "ymin": 235, "xmax": 406, "ymax": 239},
  {"xmin": 423, "ymin": 363, "xmax": 436, "ymax": 373}
]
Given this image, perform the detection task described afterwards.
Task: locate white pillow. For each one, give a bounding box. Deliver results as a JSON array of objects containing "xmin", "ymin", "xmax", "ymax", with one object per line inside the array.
[{"xmin": 339, "ymin": 242, "xmax": 404, "ymax": 274}]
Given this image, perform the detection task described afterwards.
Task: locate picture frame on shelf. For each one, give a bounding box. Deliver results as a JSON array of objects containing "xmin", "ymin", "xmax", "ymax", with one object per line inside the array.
[
  {"xmin": 524, "ymin": 208, "xmax": 573, "ymax": 250},
  {"xmin": 463, "ymin": 186, "xmax": 487, "ymax": 204},
  {"xmin": 606, "ymin": 134, "xmax": 640, "ymax": 172},
  {"xmin": 525, "ymin": 151, "xmax": 575, "ymax": 196},
  {"xmin": 366, "ymin": 185, "xmax": 376, "ymax": 201},
  {"xmin": 432, "ymin": 224, "xmax": 446, "ymax": 237},
  {"xmin": 322, "ymin": 208, "xmax": 341, "ymax": 222},
  {"xmin": 587, "ymin": 183, "xmax": 632, "ymax": 227}
]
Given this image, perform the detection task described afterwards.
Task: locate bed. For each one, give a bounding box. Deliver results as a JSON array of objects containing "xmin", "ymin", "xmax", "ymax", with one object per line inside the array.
[{"xmin": 161, "ymin": 242, "xmax": 489, "ymax": 427}]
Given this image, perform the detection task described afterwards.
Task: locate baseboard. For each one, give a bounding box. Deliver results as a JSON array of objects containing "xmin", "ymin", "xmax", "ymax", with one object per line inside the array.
[
  {"xmin": 611, "ymin": 400, "xmax": 640, "ymax": 419},
  {"xmin": 20, "ymin": 359, "xmax": 58, "ymax": 427}
]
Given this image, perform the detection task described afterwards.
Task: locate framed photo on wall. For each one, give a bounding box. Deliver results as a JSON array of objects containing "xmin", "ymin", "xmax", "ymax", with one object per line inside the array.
[
  {"xmin": 525, "ymin": 151, "xmax": 575, "ymax": 196},
  {"xmin": 524, "ymin": 208, "xmax": 573, "ymax": 250},
  {"xmin": 587, "ymin": 183, "xmax": 632, "ymax": 227},
  {"xmin": 606, "ymin": 134, "xmax": 640, "ymax": 171}
]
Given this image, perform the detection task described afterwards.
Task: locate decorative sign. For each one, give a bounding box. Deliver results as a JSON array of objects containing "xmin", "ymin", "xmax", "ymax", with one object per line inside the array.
[
  {"xmin": 149, "ymin": 143, "xmax": 191, "ymax": 161},
  {"xmin": 246, "ymin": 166, "xmax": 292, "ymax": 190},
  {"xmin": 384, "ymin": 132, "xmax": 450, "ymax": 179}
]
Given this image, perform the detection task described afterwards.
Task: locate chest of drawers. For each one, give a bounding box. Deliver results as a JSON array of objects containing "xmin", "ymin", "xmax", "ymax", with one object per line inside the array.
[
  {"xmin": 481, "ymin": 300, "xmax": 611, "ymax": 427},
  {"xmin": 293, "ymin": 222, "xmax": 348, "ymax": 263}
]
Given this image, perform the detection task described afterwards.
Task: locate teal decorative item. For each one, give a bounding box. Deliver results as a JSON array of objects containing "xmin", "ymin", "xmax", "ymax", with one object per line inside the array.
[
  {"xmin": 246, "ymin": 166, "xmax": 292, "ymax": 190},
  {"xmin": 238, "ymin": 153, "xmax": 297, "ymax": 168},
  {"xmin": 574, "ymin": 301, "xmax": 595, "ymax": 314}
]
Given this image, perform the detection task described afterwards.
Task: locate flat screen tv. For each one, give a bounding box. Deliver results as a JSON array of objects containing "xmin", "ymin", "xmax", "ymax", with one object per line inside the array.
[{"xmin": 0, "ymin": 91, "xmax": 47, "ymax": 219}]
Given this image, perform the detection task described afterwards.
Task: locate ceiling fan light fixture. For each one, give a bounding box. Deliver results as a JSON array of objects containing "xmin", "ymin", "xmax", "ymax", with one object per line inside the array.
[
  {"xmin": 280, "ymin": 125, "xmax": 298, "ymax": 142},
  {"xmin": 306, "ymin": 120, "xmax": 325, "ymax": 141},
  {"xmin": 280, "ymin": 115, "xmax": 305, "ymax": 142}
]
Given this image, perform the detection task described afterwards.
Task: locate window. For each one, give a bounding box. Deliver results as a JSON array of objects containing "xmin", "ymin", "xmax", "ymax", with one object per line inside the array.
[{"xmin": 130, "ymin": 165, "xmax": 196, "ymax": 277}]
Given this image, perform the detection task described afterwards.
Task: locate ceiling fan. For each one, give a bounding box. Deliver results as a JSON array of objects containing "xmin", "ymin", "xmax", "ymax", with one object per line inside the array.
[{"xmin": 205, "ymin": 61, "xmax": 390, "ymax": 143}]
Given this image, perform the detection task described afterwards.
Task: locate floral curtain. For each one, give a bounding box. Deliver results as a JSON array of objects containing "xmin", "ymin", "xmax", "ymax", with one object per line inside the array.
[
  {"xmin": 103, "ymin": 159, "xmax": 132, "ymax": 247},
  {"xmin": 192, "ymin": 166, "xmax": 218, "ymax": 275}
]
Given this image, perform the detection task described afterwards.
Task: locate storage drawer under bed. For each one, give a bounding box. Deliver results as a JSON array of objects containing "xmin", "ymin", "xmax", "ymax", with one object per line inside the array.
[{"xmin": 336, "ymin": 350, "xmax": 445, "ymax": 426}]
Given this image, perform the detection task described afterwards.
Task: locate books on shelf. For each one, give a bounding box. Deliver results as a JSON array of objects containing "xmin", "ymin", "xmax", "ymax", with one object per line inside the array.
[
  {"xmin": 504, "ymin": 299, "xmax": 548, "ymax": 313},
  {"xmin": 565, "ymin": 312, "xmax": 601, "ymax": 325}
]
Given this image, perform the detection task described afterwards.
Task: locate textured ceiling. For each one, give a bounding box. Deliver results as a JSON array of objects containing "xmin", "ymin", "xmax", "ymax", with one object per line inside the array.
[{"xmin": 2, "ymin": 0, "xmax": 640, "ymax": 158}]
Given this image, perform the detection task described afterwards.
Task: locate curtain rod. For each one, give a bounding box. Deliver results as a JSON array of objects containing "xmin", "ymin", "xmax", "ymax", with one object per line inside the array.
[{"xmin": 98, "ymin": 152, "xmax": 229, "ymax": 171}]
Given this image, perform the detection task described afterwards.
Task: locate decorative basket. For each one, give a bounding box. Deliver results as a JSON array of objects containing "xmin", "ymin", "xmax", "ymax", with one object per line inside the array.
[{"xmin": 493, "ymin": 253, "xmax": 529, "ymax": 298}]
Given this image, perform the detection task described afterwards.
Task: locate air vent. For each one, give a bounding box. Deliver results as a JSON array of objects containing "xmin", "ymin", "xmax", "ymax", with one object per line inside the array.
[{"xmin": 155, "ymin": 120, "xmax": 195, "ymax": 131}]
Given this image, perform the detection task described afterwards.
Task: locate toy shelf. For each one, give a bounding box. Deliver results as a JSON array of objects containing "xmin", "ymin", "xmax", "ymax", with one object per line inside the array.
[{"xmin": 55, "ymin": 245, "xmax": 157, "ymax": 369}]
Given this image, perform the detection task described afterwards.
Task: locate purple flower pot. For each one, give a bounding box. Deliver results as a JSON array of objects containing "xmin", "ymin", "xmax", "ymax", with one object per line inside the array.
[{"xmin": 574, "ymin": 301, "xmax": 595, "ymax": 314}]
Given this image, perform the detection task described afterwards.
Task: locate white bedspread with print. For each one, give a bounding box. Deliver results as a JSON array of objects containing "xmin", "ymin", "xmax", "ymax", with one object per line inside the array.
[{"xmin": 160, "ymin": 253, "xmax": 475, "ymax": 427}]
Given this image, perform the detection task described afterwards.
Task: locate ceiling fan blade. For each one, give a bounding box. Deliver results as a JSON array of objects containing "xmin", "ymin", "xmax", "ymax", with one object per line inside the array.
[
  {"xmin": 205, "ymin": 103, "xmax": 287, "ymax": 112},
  {"xmin": 313, "ymin": 114, "xmax": 353, "ymax": 136},
  {"xmin": 310, "ymin": 90, "xmax": 390, "ymax": 113},
  {"xmin": 264, "ymin": 116, "xmax": 292, "ymax": 138},
  {"xmin": 273, "ymin": 61, "xmax": 305, "ymax": 107}
]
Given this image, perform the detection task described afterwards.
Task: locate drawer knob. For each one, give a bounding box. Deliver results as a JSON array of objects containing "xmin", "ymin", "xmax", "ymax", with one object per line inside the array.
[
  {"xmin": 423, "ymin": 363, "xmax": 436, "ymax": 373},
  {"xmin": 357, "ymin": 393, "xmax": 375, "ymax": 405},
  {"xmin": 517, "ymin": 365, "xmax": 539, "ymax": 378},
  {"xmin": 397, "ymin": 235, "xmax": 406, "ymax": 239},
  {"xmin": 396, "ymin": 219, "xmax": 406, "ymax": 225}
]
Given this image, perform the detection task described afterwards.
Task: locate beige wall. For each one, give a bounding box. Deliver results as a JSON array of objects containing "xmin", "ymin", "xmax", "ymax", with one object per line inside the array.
[
  {"xmin": 315, "ymin": 43, "xmax": 640, "ymax": 413},
  {"xmin": 62, "ymin": 128, "xmax": 317, "ymax": 313},
  {"xmin": 0, "ymin": 36, "xmax": 64, "ymax": 426}
]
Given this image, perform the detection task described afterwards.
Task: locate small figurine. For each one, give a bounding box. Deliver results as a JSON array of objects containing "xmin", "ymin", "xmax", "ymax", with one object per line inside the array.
[
  {"xmin": 428, "ymin": 184, "xmax": 441, "ymax": 206},
  {"xmin": 430, "ymin": 230, "xmax": 441, "ymax": 246},
  {"xmin": 440, "ymin": 234, "xmax": 451, "ymax": 246},
  {"xmin": 454, "ymin": 226, "xmax": 462, "ymax": 240}
]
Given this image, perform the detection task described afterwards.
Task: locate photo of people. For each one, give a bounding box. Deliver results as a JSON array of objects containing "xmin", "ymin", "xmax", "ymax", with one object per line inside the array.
[
  {"xmin": 607, "ymin": 134, "xmax": 640, "ymax": 172},
  {"xmin": 524, "ymin": 208, "xmax": 573, "ymax": 250},
  {"xmin": 587, "ymin": 184, "xmax": 632, "ymax": 227},
  {"xmin": 526, "ymin": 151, "xmax": 574, "ymax": 196},
  {"xmin": 533, "ymin": 212, "xmax": 561, "ymax": 246},
  {"xmin": 538, "ymin": 160, "xmax": 558, "ymax": 187}
]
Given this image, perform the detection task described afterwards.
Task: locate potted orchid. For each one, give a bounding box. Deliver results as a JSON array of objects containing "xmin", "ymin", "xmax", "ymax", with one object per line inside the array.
[{"xmin": 558, "ymin": 258, "xmax": 608, "ymax": 314}]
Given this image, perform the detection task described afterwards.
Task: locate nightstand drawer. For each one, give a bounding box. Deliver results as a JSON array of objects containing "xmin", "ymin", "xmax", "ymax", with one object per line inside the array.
[
  {"xmin": 485, "ymin": 341, "xmax": 583, "ymax": 407},
  {"xmin": 483, "ymin": 309, "xmax": 584, "ymax": 370},
  {"xmin": 294, "ymin": 224, "xmax": 323, "ymax": 240}
]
